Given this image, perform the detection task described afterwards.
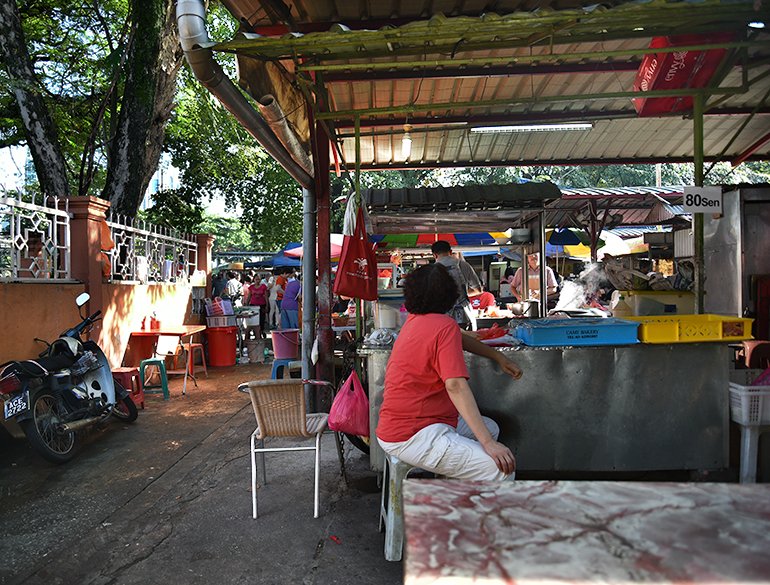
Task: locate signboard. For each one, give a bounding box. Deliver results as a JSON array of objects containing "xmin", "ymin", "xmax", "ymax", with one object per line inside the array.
[{"xmin": 683, "ymin": 187, "xmax": 722, "ymax": 214}]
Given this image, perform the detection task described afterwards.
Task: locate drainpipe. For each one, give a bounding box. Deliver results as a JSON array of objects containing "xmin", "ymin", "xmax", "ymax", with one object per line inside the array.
[
  {"xmin": 258, "ymin": 95, "xmax": 314, "ymax": 176},
  {"xmin": 176, "ymin": 0, "xmax": 313, "ymax": 190},
  {"xmin": 301, "ymin": 186, "xmax": 316, "ymax": 404}
]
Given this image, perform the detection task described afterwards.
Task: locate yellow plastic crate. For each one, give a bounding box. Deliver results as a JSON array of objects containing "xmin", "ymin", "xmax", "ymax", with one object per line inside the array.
[{"xmin": 625, "ymin": 314, "xmax": 754, "ymax": 344}]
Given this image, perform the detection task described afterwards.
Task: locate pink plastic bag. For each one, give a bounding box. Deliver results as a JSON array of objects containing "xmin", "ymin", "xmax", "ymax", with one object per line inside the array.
[{"xmin": 328, "ymin": 371, "xmax": 369, "ymax": 436}]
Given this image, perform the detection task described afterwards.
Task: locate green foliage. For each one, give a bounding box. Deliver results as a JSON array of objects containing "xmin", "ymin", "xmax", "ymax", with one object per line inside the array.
[
  {"xmin": 3, "ymin": 0, "xmax": 132, "ymax": 196},
  {"xmin": 142, "ymin": 188, "xmax": 203, "ymax": 234},
  {"xmin": 197, "ymin": 214, "xmax": 254, "ymax": 252}
]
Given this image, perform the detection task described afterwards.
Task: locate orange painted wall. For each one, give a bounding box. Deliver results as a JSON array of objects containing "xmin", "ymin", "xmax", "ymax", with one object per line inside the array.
[
  {"xmin": 0, "ymin": 283, "xmax": 87, "ymax": 362},
  {"xmin": 0, "ymin": 283, "xmax": 198, "ymax": 367}
]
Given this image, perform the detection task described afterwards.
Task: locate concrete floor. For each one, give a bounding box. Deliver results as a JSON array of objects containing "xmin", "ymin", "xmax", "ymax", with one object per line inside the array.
[{"xmin": 0, "ymin": 363, "xmax": 403, "ymax": 585}]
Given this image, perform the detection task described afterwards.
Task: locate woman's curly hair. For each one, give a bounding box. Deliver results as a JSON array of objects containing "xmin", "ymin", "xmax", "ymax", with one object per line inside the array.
[{"xmin": 403, "ymin": 263, "xmax": 458, "ymax": 315}]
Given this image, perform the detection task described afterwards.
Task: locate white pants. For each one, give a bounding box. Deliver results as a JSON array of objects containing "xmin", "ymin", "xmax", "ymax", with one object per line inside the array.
[
  {"xmin": 378, "ymin": 416, "xmax": 513, "ymax": 481},
  {"xmin": 268, "ymin": 299, "xmax": 280, "ymax": 328}
]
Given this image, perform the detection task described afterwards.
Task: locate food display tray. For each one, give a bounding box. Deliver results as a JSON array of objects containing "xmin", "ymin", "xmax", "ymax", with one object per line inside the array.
[{"xmin": 514, "ymin": 317, "xmax": 639, "ymax": 347}]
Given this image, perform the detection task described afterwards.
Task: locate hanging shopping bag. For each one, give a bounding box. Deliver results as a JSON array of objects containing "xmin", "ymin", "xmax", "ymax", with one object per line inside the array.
[
  {"xmin": 333, "ymin": 206, "xmax": 378, "ymax": 300},
  {"xmin": 328, "ymin": 370, "xmax": 369, "ymax": 436}
]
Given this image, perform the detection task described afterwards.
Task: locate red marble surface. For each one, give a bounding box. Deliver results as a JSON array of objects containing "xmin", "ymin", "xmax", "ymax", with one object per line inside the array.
[{"xmin": 403, "ymin": 480, "xmax": 770, "ymax": 584}]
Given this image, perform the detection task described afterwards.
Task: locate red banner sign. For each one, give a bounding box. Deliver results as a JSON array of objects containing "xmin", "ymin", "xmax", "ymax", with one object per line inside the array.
[{"xmin": 632, "ymin": 33, "xmax": 734, "ymax": 117}]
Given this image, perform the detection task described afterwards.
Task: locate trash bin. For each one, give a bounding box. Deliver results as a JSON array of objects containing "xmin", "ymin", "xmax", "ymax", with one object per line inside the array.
[{"xmin": 206, "ymin": 326, "xmax": 238, "ymax": 366}]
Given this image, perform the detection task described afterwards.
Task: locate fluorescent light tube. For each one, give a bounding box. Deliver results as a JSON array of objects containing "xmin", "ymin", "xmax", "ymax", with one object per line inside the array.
[{"xmin": 470, "ymin": 122, "xmax": 593, "ymax": 133}]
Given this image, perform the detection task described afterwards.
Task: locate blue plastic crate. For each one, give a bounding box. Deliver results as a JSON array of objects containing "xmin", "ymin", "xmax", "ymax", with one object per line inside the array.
[{"xmin": 514, "ymin": 318, "xmax": 640, "ymax": 347}]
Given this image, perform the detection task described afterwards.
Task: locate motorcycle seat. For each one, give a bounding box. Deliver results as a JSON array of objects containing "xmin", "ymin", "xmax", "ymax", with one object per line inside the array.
[{"xmin": 3, "ymin": 355, "xmax": 77, "ymax": 378}]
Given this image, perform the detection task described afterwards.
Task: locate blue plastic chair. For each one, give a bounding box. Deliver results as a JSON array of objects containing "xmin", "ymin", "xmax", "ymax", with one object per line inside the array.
[{"xmin": 270, "ymin": 358, "xmax": 302, "ymax": 380}]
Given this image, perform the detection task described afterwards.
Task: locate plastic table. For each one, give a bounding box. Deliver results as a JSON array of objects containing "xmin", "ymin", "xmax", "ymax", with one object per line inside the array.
[{"xmin": 128, "ymin": 325, "xmax": 206, "ymax": 395}]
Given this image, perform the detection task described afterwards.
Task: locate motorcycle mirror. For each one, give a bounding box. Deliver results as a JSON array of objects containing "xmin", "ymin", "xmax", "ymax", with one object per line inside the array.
[{"xmin": 75, "ymin": 293, "xmax": 90, "ymax": 307}]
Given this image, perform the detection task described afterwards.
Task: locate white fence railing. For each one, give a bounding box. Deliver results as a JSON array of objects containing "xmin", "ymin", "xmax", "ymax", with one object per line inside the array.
[
  {"xmin": 105, "ymin": 212, "xmax": 198, "ymax": 283},
  {"xmin": 0, "ymin": 194, "xmax": 71, "ymax": 282}
]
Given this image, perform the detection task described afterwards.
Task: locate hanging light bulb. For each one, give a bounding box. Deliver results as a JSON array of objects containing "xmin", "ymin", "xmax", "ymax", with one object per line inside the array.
[{"xmin": 401, "ymin": 124, "xmax": 413, "ymax": 160}]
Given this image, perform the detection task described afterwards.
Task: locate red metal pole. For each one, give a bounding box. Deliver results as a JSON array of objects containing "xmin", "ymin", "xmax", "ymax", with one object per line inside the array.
[{"xmin": 308, "ymin": 97, "xmax": 334, "ymax": 408}]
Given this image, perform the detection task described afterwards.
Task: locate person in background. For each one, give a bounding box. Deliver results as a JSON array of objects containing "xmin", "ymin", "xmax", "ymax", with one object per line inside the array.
[
  {"xmin": 376, "ymin": 263, "xmax": 521, "ymax": 481},
  {"xmin": 509, "ymin": 253, "xmax": 557, "ymax": 302},
  {"xmin": 267, "ymin": 275, "xmax": 282, "ymax": 330},
  {"xmin": 212, "ymin": 272, "xmax": 226, "ymax": 298},
  {"xmin": 224, "ymin": 270, "xmax": 243, "ymax": 304},
  {"xmin": 431, "ymin": 240, "xmax": 482, "ymax": 330},
  {"xmin": 249, "ymin": 278, "xmax": 269, "ymax": 338},
  {"xmin": 241, "ymin": 274, "xmax": 253, "ymax": 305},
  {"xmin": 469, "ymin": 286, "xmax": 497, "ymax": 312},
  {"xmin": 275, "ymin": 269, "xmax": 288, "ymax": 313},
  {"xmin": 280, "ymin": 271, "xmax": 301, "ymax": 329}
]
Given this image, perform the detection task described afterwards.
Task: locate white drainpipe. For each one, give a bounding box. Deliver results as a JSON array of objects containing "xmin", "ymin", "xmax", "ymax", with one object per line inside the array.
[{"xmin": 176, "ymin": 0, "xmax": 313, "ymax": 189}]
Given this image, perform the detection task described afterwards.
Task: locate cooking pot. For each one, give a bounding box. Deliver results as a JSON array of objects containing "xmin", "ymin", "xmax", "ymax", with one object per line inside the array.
[{"xmin": 507, "ymin": 300, "xmax": 539, "ymax": 318}]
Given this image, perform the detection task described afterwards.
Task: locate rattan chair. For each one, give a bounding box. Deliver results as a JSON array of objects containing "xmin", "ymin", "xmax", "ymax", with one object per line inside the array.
[{"xmin": 246, "ymin": 379, "xmax": 337, "ymax": 519}]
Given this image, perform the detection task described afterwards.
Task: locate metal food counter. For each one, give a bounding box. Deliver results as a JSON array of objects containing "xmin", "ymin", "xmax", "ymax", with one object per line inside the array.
[{"xmin": 360, "ymin": 343, "xmax": 729, "ymax": 474}]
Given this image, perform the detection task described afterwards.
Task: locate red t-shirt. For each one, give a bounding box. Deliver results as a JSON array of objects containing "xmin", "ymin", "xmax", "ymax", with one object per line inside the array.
[
  {"xmin": 376, "ymin": 313, "xmax": 469, "ymax": 443},
  {"xmin": 469, "ymin": 291, "xmax": 496, "ymax": 310}
]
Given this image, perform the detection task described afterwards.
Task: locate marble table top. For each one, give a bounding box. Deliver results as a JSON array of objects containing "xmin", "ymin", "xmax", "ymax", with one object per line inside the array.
[{"xmin": 403, "ymin": 480, "xmax": 770, "ymax": 584}]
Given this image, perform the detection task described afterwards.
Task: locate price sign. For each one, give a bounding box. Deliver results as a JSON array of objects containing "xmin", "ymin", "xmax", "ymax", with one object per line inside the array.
[{"xmin": 683, "ymin": 187, "xmax": 722, "ymax": 214}]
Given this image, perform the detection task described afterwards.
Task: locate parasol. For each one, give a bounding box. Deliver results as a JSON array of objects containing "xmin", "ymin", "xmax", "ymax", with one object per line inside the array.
[{"xmin": 283, "ymin": 234, "xmax": 345, "ymax": 260}]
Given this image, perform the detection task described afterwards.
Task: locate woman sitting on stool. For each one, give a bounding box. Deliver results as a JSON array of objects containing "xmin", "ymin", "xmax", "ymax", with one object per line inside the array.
[{"xmin": 376, "ymin": 263, "xmax": 521, "ymax": 480}]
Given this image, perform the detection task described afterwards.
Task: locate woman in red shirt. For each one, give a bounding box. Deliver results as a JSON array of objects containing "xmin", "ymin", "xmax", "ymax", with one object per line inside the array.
[{"xmin": 376, "ymin": 263, "xmax": 518, "ymax": 480}]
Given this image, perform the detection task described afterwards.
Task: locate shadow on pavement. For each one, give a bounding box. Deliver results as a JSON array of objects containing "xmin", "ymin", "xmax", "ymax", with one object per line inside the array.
[{"xmin": 0, "ymin": 363, "xmax": 403, "ymax": 585}]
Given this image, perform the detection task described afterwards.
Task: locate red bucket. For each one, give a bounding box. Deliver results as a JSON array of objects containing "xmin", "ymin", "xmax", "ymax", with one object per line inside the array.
[
  {"xmin": 272, "ymin": 329, "xmax": 299, "ymax": 360},
  {"xmin": 206, "ymin": 326, "xmax": 238, "ymax": 367}
]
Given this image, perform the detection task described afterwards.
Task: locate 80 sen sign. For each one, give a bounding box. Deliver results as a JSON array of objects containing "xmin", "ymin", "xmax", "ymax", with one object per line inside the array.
[{"xmin": 683, "ymin": 187, "xmax": 722, "ymax": 214}]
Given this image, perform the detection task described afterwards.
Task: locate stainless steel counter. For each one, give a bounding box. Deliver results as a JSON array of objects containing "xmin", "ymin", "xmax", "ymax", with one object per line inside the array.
[{"xmin": 359, "ymin": 343, "xmax": 729, "ymax": 474}]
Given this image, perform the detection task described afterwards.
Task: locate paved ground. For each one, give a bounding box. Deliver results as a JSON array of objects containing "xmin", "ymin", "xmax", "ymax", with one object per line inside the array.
[{"xmin": 0, "ymin": 363, "xmax": 403, "ymax": 585}]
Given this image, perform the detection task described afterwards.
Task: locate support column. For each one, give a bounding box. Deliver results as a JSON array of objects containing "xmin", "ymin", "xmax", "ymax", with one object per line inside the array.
[
  {"xmin": 68, "ymin": 196, "xmax": 111, "ymax": 339},
  {"xmin": 309, "ymin": 94, "xmax": 334, "ymax": 411},
  {"xmin": 195, "ymin": 233, "xmax": 215, "ymax": 292},
  {"xmin": 693, "ymin": 93, "xmax": 706, "ymax": 314}
]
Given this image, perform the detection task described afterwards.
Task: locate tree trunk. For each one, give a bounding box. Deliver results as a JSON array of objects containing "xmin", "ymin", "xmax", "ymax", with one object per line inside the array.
[
  {"xmin": 104, "ymin": 0, "xmax": 183, "ymax": 216},
  {"xmin": 0, "ymin": 0, "xmax": 70, "ymax": 199}
]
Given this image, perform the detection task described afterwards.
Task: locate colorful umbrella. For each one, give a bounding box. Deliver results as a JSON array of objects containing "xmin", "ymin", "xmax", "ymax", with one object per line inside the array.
[
  {"xmin": 283, "ymin": 234, "xmax": 345, "ymax": 260},
  {"xmin": 370, "ymin": 232, "xmax": 509, "ymax": 249}
]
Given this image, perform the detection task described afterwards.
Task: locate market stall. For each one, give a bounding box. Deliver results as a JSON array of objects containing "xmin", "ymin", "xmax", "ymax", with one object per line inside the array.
[{"xmin": 362, "ymin": 341, "xmax": 731, "ymax": 475}]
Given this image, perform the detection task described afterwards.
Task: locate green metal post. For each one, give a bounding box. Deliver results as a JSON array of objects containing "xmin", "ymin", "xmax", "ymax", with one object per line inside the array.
[{"xmin": 693, "ymin": 94, "xmax": 705, "ymax": 314}]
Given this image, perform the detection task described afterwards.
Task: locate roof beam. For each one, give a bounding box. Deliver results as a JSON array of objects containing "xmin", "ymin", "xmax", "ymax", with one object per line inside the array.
[
  {"xmin": 345, "ymin": 154, "xmax": 767, "ymax": 171},
  {"xmin": 332, "ymin": 107, "xmax": 770, "ymax": 131},
  {"xmin": 323, "ymin": 61, "xmax": 642, "ymax": 82}
]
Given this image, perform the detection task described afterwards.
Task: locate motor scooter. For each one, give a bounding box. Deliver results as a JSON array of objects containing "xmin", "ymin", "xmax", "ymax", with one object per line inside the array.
[{"xmin": 0, "ymin": 293, "xmax": 137, "ymax": 463}]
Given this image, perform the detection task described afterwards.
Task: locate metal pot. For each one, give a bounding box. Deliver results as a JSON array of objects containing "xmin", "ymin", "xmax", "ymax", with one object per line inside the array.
[{"xmin": 507, "ymin": 300, "xmax": 539, "ymax": 318}]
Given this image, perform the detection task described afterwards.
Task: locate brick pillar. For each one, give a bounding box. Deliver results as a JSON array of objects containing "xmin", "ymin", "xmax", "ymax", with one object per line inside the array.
[
  {"xmin": 69, "ymin": 196, "xmax": 111, "ymax": 338},
  {"xmin": 195, "ymin": 233, "xmax": 215, "ymax": 293}
]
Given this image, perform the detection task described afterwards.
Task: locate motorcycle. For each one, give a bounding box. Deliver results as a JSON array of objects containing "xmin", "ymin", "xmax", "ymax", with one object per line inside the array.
[{"xmin": 0, "ymin": 293, "xmax": 137, "ymax": 463}]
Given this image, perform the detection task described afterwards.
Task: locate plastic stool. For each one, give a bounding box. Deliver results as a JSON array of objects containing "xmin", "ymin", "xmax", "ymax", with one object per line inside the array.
[
  {"xmin": 112, "ymin": 367, "xmax": 144, "ymax": 409},
  {"xmin": 379, "ymin": 454, "xmax": 416, "ymax": 562},
  {"xmin": 139, "ymin": 358, "xmax": 170, "ymax": 400},
  {"xmin": 270, "ymin": 359, "xmax": 302, "ymax": 379},
  {"xmin": 184, "ymin": 342, "xmax": 208, "ymax": 377}
]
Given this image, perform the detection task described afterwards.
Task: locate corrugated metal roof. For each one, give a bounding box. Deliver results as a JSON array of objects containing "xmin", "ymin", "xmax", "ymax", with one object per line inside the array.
[{"xmin": 219, "ymin": 0, "xmax": 770, "ymax": 171}]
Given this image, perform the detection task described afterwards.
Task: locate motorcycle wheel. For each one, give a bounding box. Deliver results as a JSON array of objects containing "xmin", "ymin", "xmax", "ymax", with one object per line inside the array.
[
  {"xmin": 19, "ymin": 392, "xmax": 78, "ymax": 464},
  {"xmin": 112, "ymin": 395, "xmax": 138, "ymax": 422}
]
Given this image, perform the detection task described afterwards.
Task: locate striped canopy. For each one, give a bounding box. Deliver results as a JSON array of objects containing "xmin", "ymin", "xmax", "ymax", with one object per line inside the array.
[{"xmin": 370, "ymin": 232, "xmax": 508, "ymax": 249}]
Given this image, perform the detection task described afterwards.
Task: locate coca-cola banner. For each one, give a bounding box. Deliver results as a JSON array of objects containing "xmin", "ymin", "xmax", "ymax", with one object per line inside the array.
[{"xmin": 632, "ymin": 33, "xmax": 734, "ymax": 117}]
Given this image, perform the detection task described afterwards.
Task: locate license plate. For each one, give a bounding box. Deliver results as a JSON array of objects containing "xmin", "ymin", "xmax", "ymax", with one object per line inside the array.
[{"xmin": 4, "ymin": 391, "xmax": 29, "ymax": 420}]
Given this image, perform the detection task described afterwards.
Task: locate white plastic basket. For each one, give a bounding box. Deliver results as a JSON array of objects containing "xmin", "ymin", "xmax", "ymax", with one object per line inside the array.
[
  {"xmin": 206, "ymin": 315, "xmax": 236, "ymax": 328},
  {"xmin": 728, "ymin": 382, "xmax": 770, "ymax": 426}
]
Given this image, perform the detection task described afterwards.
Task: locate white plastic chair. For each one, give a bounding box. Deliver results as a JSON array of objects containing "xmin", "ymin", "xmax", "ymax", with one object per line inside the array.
[{"xmin": 246, "ymin": 379, "xmax": 340, "ymax": 519}]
